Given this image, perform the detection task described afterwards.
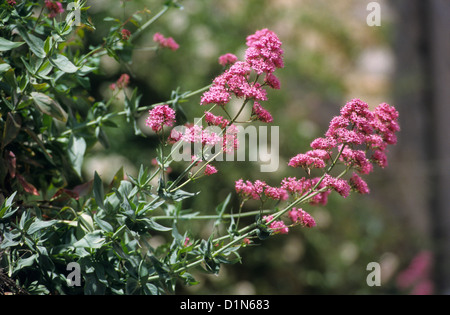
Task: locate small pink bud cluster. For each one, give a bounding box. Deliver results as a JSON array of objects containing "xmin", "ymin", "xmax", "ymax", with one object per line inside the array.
[
  {"xmin": 153, "ymin": 32, "xmax": 179, "ymax": 51},
  {"xmin": 109, "ymin": 73, "xmax": 130, "ymax": 91},
  {"xmin": 121, "ymin": 29, "xmax": 131, "ymax": 41},
  {"xmin": 145, "ymin": 104, "xmax": 176, "ymax": 133},
  {"xmin": 201, "ymin": 29, "xmax": 284, "ymax": 125}
]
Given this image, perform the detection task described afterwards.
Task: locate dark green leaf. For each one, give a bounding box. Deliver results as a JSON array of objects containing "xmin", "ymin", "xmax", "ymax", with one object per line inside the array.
[
  {"xmin": 93, "ymin": 172, "xmax": 105, "ymax": 210},
  {"xmin": 140, "ymin": 218, "xmax": 172, "ymax": 232},
  {"xmin": 73, "ymin": 230, "xmax": 106, "ymax": 249},
  {"xmin": 31, "ymin": 92, "xmax": 68, "ymax": 122},
  {"xmin": 27, "ymin": 219, "xmax": 57, "ymax": 235},
  {"xmin": 16, "ymin": 26, "xmax": 46, "ymax": 58},
  {"xmin": 0, "ymin": 37, "xmax": 25, "ymax": 51},
  {"xmin": 49, "ymin": 54, "xmax": 78, "ymax": 73}
]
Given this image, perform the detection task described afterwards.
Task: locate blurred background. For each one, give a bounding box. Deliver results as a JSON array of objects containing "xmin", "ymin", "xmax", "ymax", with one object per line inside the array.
[{"xmin": 82, "ymin": 0, "xmax": 450, "ymax": 294}]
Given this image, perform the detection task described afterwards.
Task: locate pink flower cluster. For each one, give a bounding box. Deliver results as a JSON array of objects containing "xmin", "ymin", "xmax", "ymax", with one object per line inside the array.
[
  {"xmin": 145, "ymin": 104, "xmax": 176, "ymax": 133},
  {"xmin": 201, "ymin": 29, "xmax": 283, "ymax": 124},
  {"xmin": 235, "ymin": 98, "xmax": 399, "ymax": 232},
  {"xmin": 288, "ymin": 208, "xmax": 316, "ymax": 228},
  {"xmin": 153, "ymin": 32, "xmax": 179, "ymax": 51},
  {"xmin": 262, "ymin": 207, "xmax": 316, "ymax": 235},
  {"xmin": 264, "ymin": 215, "xmax": 289, "ymax": 235},
  {"xmin": 121, "ymin": 29, "xmax": 131, "ymax": 41},
  {"xmin": 287, "ymin": 98, "xmax": 399, "ymax": 194},
  {"xmin": 45, "ymin": 1, "xmax": 64, "ymax": 18},
  {"xmin": 235, "ymin": 179, "xmax": 289, "ymax": 201}
]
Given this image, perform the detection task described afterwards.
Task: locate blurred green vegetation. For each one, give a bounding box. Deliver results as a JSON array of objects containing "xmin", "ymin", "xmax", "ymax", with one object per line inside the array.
[{"xmin": 82, "ymin": 0, "xmax": 421, "ymax": 294}]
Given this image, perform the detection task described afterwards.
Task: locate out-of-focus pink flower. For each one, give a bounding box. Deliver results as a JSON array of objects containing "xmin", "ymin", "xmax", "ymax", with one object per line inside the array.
[
  {"xmin": 218, "ymin": 53, "xmax": 238, "ymax": 67},
  {"xmin": 7, "ymin": 0, "xmax": 16, "ymax": 6},
  {"xmin": 153, "ymin": 32, "xmax": 179, "ymax": 51},
  {"xmin": 145, "ymin": 104, "xmax": 176, "ymax": 133},
  {"xmin": 45, "ymin": 0, "xmax": 64, "ymax": 18},
  {"xmin": 110, "ymin": 73, "xmax": 130, "ymax": 91},
  {"xmin": 121, "ymin": 29, "xmax": 131, "ymax": 40},
  {"xmin": 396, "ymin": 251, "xmax": 434, "ymax": 295}
]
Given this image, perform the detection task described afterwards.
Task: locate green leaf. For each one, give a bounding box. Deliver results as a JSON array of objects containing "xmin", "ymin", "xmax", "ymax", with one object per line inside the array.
[
  {"xmin": 0, "ymin": 63, "xmax": 11, "ymax": 74},
  {"xmin": 73, "ymin": 230, "xmax": 106, "ymax": 249},
  {"xmin": 214, "ymin": 193, "xmax": 231, "ymax": 226},
  {"xmin": 49, "ymin": 54, "xmax": 78, "ymax": 73},
  {"xmin": 68, "ymin": 134, "xmax": 86, "ymax": 177},
  {"xmin": 13, "ymin": 255, "xmax": 37, "ymax": 274},
  {"xmin": 93, "ymin": 214, "xmax": 113, "ymax": 233},
  {"xmin": 31, "ymin": 92, "xmax": 68, "ymax": 122},
  {"xmin": 16, "ymin": 26, "xmax": 46, "ymax": 58},
  {"xmin": 93, "ymin": 172, "xmax": 105, "ymax": 210},
  {"xmin": 0, "ymin": 192, "xmax": 18, "ymax": 219},
  {"xmin": 1, "ymin": 112, "xmax": 21, "ymax": 150},
  {"xmin": 0, "ymin": 37, "xmax": 25, "ymax": 52},
  {"xmin": 139, "ymin": 218, "xmax": 172, "ymax": 232},
  {"xmin": 27, "ymin": 219, "xmax": 57, "ymax": 235}
]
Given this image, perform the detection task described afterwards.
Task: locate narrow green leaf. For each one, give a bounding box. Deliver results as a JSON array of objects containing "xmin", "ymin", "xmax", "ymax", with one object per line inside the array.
[
  {"xmin": 68, "ymin": 135, "xmax": 86, "ymax": 177},
  {"xmin": 0, "ymin": 37, "xmax": 25, "ymax": 52},
  {"xmin": 93, "ymin": 172, "xmax": 105, "ymax": 210}
]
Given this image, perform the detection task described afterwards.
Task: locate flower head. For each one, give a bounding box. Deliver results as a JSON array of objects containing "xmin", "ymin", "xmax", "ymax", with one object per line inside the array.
[
  {"xmin": 204, "ymin": 164, "xmax": 218, "ymax": 176},
  {"xmin": 289, "ymin": 208, "xmax": 316, "ymax": 228},
  {"xmin": 153, "ymin": 32, "xmax": 179, "ymax": 51},
  {"xmin": 146, "ymin": 105, "xmax": 176, "ymax": 133},
  {"xmin": 349, "ymin": 173, "xmax": 370, "ymax": 194},
  {"xmin": 264, "ymin": 215, "xmax": 289, "ymax": 235},
  {"xmin": 121, "ymin": 29, "xmax": 131, "ymax": 40},
  {"xmin": 45, "ymin": 1, "xmax": 64, "ymax": 18},
  {"xmin": 245, "ymin": 28, "xmax": 284, "ymax": 74},
  {"xmin": 218, "ymin": 53, "xmax": 238, "ymax": 67},
  {"xmin": 252, "ymin": 101, "xmax": 273, "ymax": 123}
]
